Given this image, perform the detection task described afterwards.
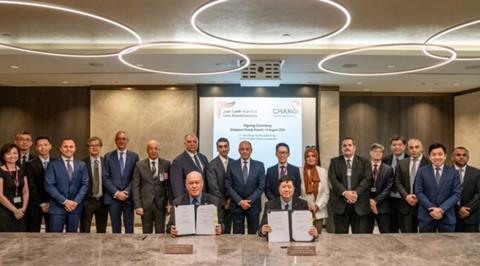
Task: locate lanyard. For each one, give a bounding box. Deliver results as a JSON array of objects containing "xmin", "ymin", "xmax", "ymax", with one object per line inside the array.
[{"xmin": 5, "ymin": 166, "xmax": 20, "ymax": 196}]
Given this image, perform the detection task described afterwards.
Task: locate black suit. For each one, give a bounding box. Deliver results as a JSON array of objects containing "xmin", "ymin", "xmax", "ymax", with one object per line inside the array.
[
  {"xmin": 382, "ymin": 153, "xmax": 409, "ymax": 233},
  {"xmin": 166, "ymin": 192, "xmax": 223, "ymax": 234},
  {"xmin": 328, "ymin": 155, "xmax": 371, "ymax": 234},
  {"xmin": 206, "ymin": 156, "xmax": 233, "ymax": 233},
  {"xmin": 258, "ymin": 197, "xmax": 310, "ymax": 239},
  {"xmin": 265, "ymin": 163, "xmax": 301, "ymax": 200},
  {"xmin": 170, "ymin": 151, "xmax": 209, "ymax": 199},
  {"xmin": 394, "ymin": 156, "xmax": 429, "ymax": 233},
  {"xmin": 455, "ymin": 165, "xmax": 480, "ymax": 232},
  {"xmin": 25, "ymin": 157, "xmax": 51, "ymax": 232},
  {"xmin": 366, "ymin": 163, "xmax": 394, "ymax": 233},
  {"xmin": 17, "ymin": 153, "xmax": 35, "ymax": 169},
  {"xmin": 80, "ymin": 157, "xmax": 108, "ymax": 233}
]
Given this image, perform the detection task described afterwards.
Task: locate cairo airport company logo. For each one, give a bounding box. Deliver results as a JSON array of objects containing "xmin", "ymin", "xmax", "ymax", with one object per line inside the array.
[{"xmin": 215, "ymin": 100, "xmax": 236, "ymax": 119}]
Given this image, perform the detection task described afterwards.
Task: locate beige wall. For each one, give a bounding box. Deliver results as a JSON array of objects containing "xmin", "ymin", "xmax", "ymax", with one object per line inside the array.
[
  {"xmin": 91, "ymin": 89, "xmax": 197, "ymax": 161},
  {"xmin": 455, "ymin": 91, "xmax": 480, "ymax": 168},
  {"xmin": 318, "ymin": 88, "xmax": 340, "ymax": 169}
]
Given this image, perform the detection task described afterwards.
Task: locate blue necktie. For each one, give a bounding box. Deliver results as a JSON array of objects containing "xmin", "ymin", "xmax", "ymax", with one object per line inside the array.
[
  {"xmin": 242, "ymin": 161, "xmax": 248, "ymax": 183},
  {"xmin": 192, "ymin": 198, "xmax": 199, "ymax": 206},
  {"xmin": 119, "ymin": 152, "xmax": 125, "ymax": 175}
]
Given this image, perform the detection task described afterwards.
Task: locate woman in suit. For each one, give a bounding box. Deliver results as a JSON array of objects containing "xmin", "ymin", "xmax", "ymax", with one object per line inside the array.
[
  {"xmin": 299, "ymin": 146, "xmax": 329, "ymax": 233},
  {"xmin": 0, "ymin": 143, "xmax": 29, "ymax": 232}
]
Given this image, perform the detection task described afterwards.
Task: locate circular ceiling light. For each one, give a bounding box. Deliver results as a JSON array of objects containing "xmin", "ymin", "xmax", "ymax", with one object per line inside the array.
[
  {"xmin": 424, "ymin": 18, "xmax": 480, "ymax": 61},
  {"xmin": 0, "ymin": 0, "xmax": 142, "ymax": 58},
  {"xmin": 118, "ymin": 41, "xmax": 250, "ymax": 76},
  {"xmin": 318, "ymin": 43, "xmax": 457, "ymax": 76},
  {"xmin": 190, "ymin": 0, "xmax": 351, "ymax": 45}
]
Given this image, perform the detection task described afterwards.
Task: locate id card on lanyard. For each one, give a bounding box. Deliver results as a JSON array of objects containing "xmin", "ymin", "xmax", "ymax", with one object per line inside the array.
[{"xmin": 9, "ymin": 168, "xmax": 22, "ymax": 204}]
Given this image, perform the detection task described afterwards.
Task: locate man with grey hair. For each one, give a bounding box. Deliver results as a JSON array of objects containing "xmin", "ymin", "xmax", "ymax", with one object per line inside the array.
[{"xmin": 366, "ymin": 143, "xmax": 394, "ymax": 233}]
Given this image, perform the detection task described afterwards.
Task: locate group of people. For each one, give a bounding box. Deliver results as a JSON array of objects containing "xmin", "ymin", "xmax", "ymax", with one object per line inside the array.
[{"xmin": 0, "ymin": 131, "xmax": 479, "ymax": 238}]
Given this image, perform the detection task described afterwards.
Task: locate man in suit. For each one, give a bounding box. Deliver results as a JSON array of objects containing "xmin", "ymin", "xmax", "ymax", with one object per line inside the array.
[
  {"xmin": 226, "ymin": 141, "xmax": 265, "ymax": 234},
  {"xmin": 206, "ymin": 137, "xmax": 233, "ymax": 233},
  {"xmin": 415, "ymin": 143, "xmax": 461, "ymax": 232},
  {"xmin": 25, "ymin": 136, "xmax": 53, "ymax": 232},
  {"xmin": 265, "ymin": 143, "xmax": 301, "ymax": 200},
  {"xmin": 394, "ymin": 138, "xmax": 429, "ymax": 233},
  {"xmin": 102, "ymin": 131, "xmax": 139, "ymax": 234},
  {"xmin": 329, "ymin": 137, "xmax": 371, "ymax": 234},
  {"xmin": 171, "ymin": 133, "xmax": 209, "ymax": 199},
  {"xmin": 44, "ymin": 138, "xmax": 89, "ymax": 232},
  {"xmin": 366, "ymin": 143, "xmax": 394, "ymax": 233},
  {"xmin": 133, "ymin": 139, "xmax": 171, "ymax": 234},
  {"xmin": 15, "ymin": 131, "xmax": 35, "ymax": 168},
  {"xmin": 167, "ymin": 171, "xmax": 223, "ymax": 237},
  {"xmin": 80, "ymin": 137, "xmax": 108, "ymax": 233},
  {"xmin": 382, "ymin": 135, "xmax": 409, "ymax": 233},
  {"xmin": 259, "ymin": 176, "xmax": 318, "ymax": 239},
  {"xmin": 452, "ymin": 147, "xmax": 480, "ymax": 232}
]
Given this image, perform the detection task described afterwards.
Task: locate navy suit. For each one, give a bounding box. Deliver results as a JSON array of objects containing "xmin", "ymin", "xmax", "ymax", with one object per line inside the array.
[
  {"xmin": 171, "ymin": 151, "xmax": 209, "ymax": 199},
  {"xmin": 265, "ymin": 163, "xmax": 301, "ymax": 200},
  {"xmin": 102, "ymin": 150, "xmax": 139, "ymax": 233},
  {"xmin": 415, "ymin": 164, "xmax": 462, "ymax": 232},
  {"xmin": 226, "ymin": 158, "xmax": 265, "ymax": 234},
  {"xmin": 44, "ymin": 158, "xmax": 89, "ymax": 232}
]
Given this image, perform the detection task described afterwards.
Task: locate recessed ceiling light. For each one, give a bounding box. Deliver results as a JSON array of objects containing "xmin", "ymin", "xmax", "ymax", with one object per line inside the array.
[
  {"xmin": 387, "ymin": 64, "xmax": 396, "ymax": 69},
  {"xmin": 363, "ymin": 88, "xmax": 369, "ymax": 91},
  {"xmin": 190, "ymin": 0, "xmax": 351, "ymax": 45},
  {"xmin": 319, "ymin": 43, "xmax": 456, "ymax": 76},
  {"xmin": 10, "ymin": 65, "xmax": 19, "ymax": 69},
  {"xmin": 168, "ymin": 87, "xmax": 176, "ymax": 90},
  {"xmin": 0, "ymin": 0, "xmax": 142, "ymax": 58},
  {"xmin": 454, "ymin": 83, "xmax": 461, "ymax": 86},
  {"xmin": 62, "ymin": 81, "xmax": 69, "ymax": 84},
  {"xmin": 124, "ymin": 87, "xmax": 133, "ymax": 90},
  {"xmin": 356, "ymin": 81, "xmax": 363, "ymax": 85}
]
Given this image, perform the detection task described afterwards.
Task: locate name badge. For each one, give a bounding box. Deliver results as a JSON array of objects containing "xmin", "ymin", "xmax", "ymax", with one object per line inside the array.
[
  {"xmin": 13, "ymin": 196, "xmax": 22, "ymax": 204},
  {"xmin": 370, "ymin": 187, "xmax": 377, "ymax": 193},
  {"xmin": 159, "ymin": 173, "xmax": 165, "ymax": 182}
]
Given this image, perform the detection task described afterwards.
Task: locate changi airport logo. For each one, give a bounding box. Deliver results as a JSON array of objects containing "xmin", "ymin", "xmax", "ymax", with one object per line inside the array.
[
  {"xmin": 273, "ymin": 100, "xmax": 301, "ymax": 117},
  {"xmin": 215, "ymin": 100, "xmax": 236, "ymax": 119}
]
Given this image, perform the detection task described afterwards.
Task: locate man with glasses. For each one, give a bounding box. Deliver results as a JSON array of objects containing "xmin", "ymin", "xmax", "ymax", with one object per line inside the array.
[
  {"xmin": 265, "ymin": 143, "xmax": 301, "ymax": 200},
  {"xmin": 15, "ymin": 131, "xmax": 35, "ymax": 168}
]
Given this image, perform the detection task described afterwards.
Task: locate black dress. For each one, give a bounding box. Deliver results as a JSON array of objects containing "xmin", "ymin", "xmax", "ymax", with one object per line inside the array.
[{"xmin": 0, "ymin": 168, "xmax": 27, "ymax": 232}]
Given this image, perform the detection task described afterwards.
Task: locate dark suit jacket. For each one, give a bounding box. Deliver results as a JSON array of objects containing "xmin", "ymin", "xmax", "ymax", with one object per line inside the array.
[
  {"xmin": 394, "ymin": 156, "xmax": 429, "ymax": 214},
  {"xmin": 328, "ymin": 155, "xmax": 371, "ymax": 216},
  {"xmin": 26, "ymin": 157, "xmax": 53, "ymax": 206},
  {"xmin": 259, "ymin": 197, "xmax": 309, "ymax": 232},
  {"xmin": 102, "ymin": 150, "xmax": 139, "ymax": 205},
  {"xmin": 265, "ymin": 163, "xmax": 301, "ymax": 200},
  {"xmin": 132, "ymin": 157, "xmax": 171, "ymax": 210},
  {"xmin": 171, "ymin": 151, "xmax": 209, "ymax": 199},
  {"xmin": 166, "ymin": 192, "xmax": 223, "ymax": 233},
  {"xmin": 17, "ymin": 153, "xmax": 35, "ymax": 168},
  {"xmin": 382, "ymin": 153, "xmax": 409, "ymax": 166},
  {"xmin": 82, "ymin": 156, "xmax": 104, "ymax": 199},
  {"xmin": 457, "ymin": 165, "xmax": 480, "ymax": 225},
  {"xmin": 225, "ymin": 158, "xmax": 265, "ymax": 213},
  {"xmin": 366, "ymin": 163, "xmax": 394, "ymax": 214},
  {"xmin": 206, "ymin": 156, "xmax": 232, "ymax": 203},
  {"xmin": 415, "ymin": 164, "xmax": 462, "ymax": 225},
  {"xmin": 44, "ymin": 158, "xmax": 89, "ymax": 215}
]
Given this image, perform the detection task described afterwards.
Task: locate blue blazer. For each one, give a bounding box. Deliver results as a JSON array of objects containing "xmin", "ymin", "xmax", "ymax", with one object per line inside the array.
[
  {"xmin": 102, "ymin": 150, "xmax": 139, "ymax": 205},
  {"xmin": 170, "ymin": 151, "xmax": 209, "ymax": 199},
  {"xmin": 265, "ymin": 163, "xmax": 301, "ymax": 200},
  {"xmin": 415, "ymin": 164, "xmax": 462, "ymax": 225},
  {"xmin": 44, "ymin": 158, "xmax": 89, "ymax": 215},
  {"xmin": 225, "ymin": 158, "xmax": 265, "ymax": 213}
]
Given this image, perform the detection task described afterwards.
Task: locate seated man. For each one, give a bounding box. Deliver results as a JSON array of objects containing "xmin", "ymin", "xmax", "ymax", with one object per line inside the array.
[
  {"xmin": 259, "ymin": 176, "xmax": 318, "ymax": 239},
  {"xmin": 167, "ymin": 171, "xmax": 223, "ymax": 237}
]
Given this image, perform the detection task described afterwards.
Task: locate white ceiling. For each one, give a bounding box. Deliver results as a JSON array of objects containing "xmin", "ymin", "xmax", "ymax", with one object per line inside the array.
[{"xmin": 1, "ymin": 0, "xmax": 480, "ymax": 92}]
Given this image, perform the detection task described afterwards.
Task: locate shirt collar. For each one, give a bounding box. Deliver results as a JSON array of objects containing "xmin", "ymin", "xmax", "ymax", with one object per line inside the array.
[
  {"xmin": 411, "ymin": 155, "xmax": 423, "ymax": 162},
  {"xmin": 186, "ymin": 150, "xmax": 197, "ymax": 157},
  {"xmin": 343, "ymin": 155, "xmax": 354, "ymax": 161},
  {"xmin": 280, "ymin": 198, "xmax": 292, "ymax": 208},
  {"xmin": 39, "ymin": 157, "xmax": 50, "ymax": 163},
  {"xmin": 189, "ymin": 194, "xmax": 202, "ymax": 204},
  {"xmin": 278, "ymin": 162, "xmax": 288, "ymax": 168},
  {"xmin": 394, "ymin": 153, "xmax": 406, "ymax": 160},
  {"xmin": 117, "ymin": 149, "xmax": 127, "ymax": 155},
  {"xmin": 62, "ymin": 156, "xmax": 73, "ymax": 162},
  {"xmin": 454, "ymin": 164, "xmax": 466, "ymax": 171}
]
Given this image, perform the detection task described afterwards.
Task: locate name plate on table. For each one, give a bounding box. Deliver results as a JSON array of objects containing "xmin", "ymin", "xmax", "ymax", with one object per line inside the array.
[
  {"xmin": 165, "ymin": 244, "xmax": 194, "ymax": 254},
  {"xmin": 287, "ymin": 246, "xmax": 317, "ymax": 256}
]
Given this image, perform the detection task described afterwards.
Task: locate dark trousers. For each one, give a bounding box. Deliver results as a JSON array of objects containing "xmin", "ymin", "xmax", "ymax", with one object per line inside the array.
[
  {"xmin": 80, "ymin": 198, "xmax": 108, "ymax": 233},
  {"xmin": 399, "ymin": 207, "xmax": 418, "ymax": 233},
  {"xmin": 109, "ymin": 200, "xmax": 134, "ymax": 234},
  {"xmin": 49, "ymin": 210, "xmax": 82, "ymax": 233},
  {"xmin": 419, "ymin": 220, "xmax": 455, "ymax": 233},
  {"xmin": 334, "ymin": 205, "xmax": 369, "ymax": 234},
  {"xmin": 232, "ymin": 206, "xmax": 259, "ymax": 234},
  {"xmin": 367, "ymin": 213, "xmax": 391, "ymax": 233},
  {"xmin": 455, "ymin": 218, "xmax": 479, "ymax": 233},
  {"xmin": 141, "ymin": 203, "xmax": 165, "ymax": 234},
  {"xmin": 222, "ymin": 207, "xmax": 233, "ymax": 234},
  {"xmin": 389, "ymin": 197, "xmax": 401, "ymax": 233},
  {"xmin": 26, "ymin": 204, "xmax": 50, "ymax": 232}
]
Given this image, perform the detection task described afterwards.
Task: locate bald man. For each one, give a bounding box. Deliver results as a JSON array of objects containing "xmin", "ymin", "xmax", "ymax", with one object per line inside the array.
[{"xmin": 133, "ymin": 140, "xmax": 171, "ymax": 234}]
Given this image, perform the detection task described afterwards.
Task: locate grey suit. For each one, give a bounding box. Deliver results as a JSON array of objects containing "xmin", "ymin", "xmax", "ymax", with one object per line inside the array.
[
  {"xmin": 206, "ymin": 156, "xmax": 233, "ymax": 233},
  {"xmin": 132, "ymin": 157, "xmax": 171, "ymax": 234}
]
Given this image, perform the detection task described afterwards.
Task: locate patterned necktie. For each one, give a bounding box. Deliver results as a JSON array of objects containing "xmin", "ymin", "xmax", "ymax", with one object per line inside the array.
[
  {"xmin": 119, "ymin": 152, "xmax": 125, "ymax": 175},
  {"xmin": 93, "ymin": 160, "xmax": 100, "ymax": 196},
  {"xmin": 43, "ymin": 160, "xmax": 48, "ymax": 170},
  {"xmin": 192, "ymin": 198, "xmax": 199, "ymax": 206},
  {"xmin": 66, "ymin": 159, "xmax": 73, "ymax": 181},
  {"xmin": 194, "ymin": 154, "xmax": 202, "ymax": 171},
  {"xmin": 435, "ymin": 167, "xmax": 441, "ymax": 185},
  {"xmin": 284, "ymin": 203, "xmax": 290, "ymax": 210},
  {"xmin": 373, "ymin": 164, "xmax": 378, "ymax": 181},
  {"xmin": 346, "ymin": 159, "xmax": 352, "ymax": 190},
  {"xmin": 280, "ymin": 165, "xmax": 287, "ymax": 178},
  {"xmin": 459, "ymin": 168, "xmax": 464, "ymax": 184},
  {"xmin": 242, "ymin": 161, "xmax": 248, "ymax": 183},
  {"xmin": 410, "ymin": 159, "xmax": 417, "ymax": 192},
  {"xmin": 151, "ymin": 161, "xmax": 157, "ymax": 176}
]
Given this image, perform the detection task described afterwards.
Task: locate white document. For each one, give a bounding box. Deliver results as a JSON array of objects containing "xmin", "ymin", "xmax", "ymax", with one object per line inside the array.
[
  {"xmin": 196, "ymin": 204, "xmax": 218, "ymax": 235},
  {"xmin": 175, "ymin": 205, "xmax": 196, "ymax": 236},
  {"xmin": 267, "ymin": 210, "xmax": 290, "ymax": 242},
  {"xmin": 291, "ymin": 210, "xmax": 313, "ymax": 242}
]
